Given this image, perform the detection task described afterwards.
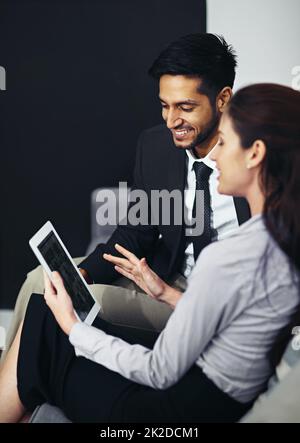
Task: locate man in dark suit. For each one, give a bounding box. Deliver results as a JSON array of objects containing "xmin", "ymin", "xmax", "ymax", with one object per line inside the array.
[{"xmin": 4, "ymin": 34, "xmax": 249, "ymax": 354}]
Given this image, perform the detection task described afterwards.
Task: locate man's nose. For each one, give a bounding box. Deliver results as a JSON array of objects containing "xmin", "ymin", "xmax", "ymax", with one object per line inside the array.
[{"xmin": 165, "ymin": 110, "xmax": 183, "ymax": 129}]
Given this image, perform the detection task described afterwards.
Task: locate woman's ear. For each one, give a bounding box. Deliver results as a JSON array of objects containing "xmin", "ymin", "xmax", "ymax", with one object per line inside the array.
[
  {"xmin": 217, "ymin": 87, "xmax": 232, "ymax": 113},
  {"xmin": 246, "ymin": 140, "xmax": 266, "ymax": 169}
]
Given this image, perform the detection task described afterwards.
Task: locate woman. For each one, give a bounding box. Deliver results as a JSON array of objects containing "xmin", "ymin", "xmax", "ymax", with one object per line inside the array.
[{"xmin": 0, "ymin": 83, "xmax": 299, "ymax": 423}]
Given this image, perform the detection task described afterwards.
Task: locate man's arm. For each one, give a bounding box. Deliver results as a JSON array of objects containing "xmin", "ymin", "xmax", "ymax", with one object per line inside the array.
[{"xmin": 79, "ymin": 130, "xmax": 159, "ymax": 284}]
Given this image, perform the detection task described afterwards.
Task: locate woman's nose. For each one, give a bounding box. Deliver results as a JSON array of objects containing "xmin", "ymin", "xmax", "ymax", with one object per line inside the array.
[{"xmin": 209, "ymin": 144, "xmax": 220, "ymax": 161}]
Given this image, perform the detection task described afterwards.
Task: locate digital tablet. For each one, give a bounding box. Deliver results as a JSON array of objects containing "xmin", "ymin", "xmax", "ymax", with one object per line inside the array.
[{"xmin": 29, "ymin": 221, "xmax": 100, "ymax": 325}]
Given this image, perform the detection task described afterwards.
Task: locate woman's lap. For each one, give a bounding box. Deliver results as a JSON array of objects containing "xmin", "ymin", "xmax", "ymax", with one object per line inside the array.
[{"xmin": 17, "ymin": 294, "xmax": 251, "ymax": 423}]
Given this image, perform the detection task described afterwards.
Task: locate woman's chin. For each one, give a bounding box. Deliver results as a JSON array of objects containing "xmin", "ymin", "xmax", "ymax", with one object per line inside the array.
[
  {"xmin": 217, "ymin": 182, "xmax": 245, "ymax": 198},
  {"xmin": 217, "ymin": 181, "xmax": 225, "ymax": 195},
  {"xmin": 217, "ymin": 181, "xmax": 232, "ymax": 196}
]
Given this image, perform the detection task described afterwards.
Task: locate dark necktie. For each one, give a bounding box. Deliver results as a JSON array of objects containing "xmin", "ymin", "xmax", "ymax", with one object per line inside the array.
[{"xmin": 191, "ymin": 161, "xmax": 213, "ymax": 261}]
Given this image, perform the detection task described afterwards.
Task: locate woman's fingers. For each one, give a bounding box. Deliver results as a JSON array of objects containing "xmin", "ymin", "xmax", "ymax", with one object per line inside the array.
[
  {"xmin": 114, "ymin": 265, "xmax": 149, "ymax": 295},
  {"xmin": 140, "ymin": 258, "xmax": 156, "ymax": 280},
  {"xmin": 51, "ymin": 271, "xmax": 61, "ymax": 286},
  {"xmin": 139, "ymin": 258, "xmax": 165, "ymax": 297},
  {"xmin": 103, "ymin": 253, "xmax": 134, "ymax": 271},
  {"xmin": 140, "ymin": 257, "xmax": 150, "ymax": 270},
  {"xmin": 114, "ymin": 265, "xmax": 135, "ymax": 281},
  {"xmin": 51, "ymin": 271, "xmax": 67, "ymax": 294},
  {"xmin": 104, "ymin": 248, "xmax": 157, "ymax": 296},
  {"xmin": 43, "ymin": 270, "xmax": 56, "ymax": 295},
  {"xmin": 114, "ymin": 244, "xmax": 139, "ymax": 265}
]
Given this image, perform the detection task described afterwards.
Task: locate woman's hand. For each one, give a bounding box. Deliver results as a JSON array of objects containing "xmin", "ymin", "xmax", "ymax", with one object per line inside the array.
[
  {"xmin": 103, "ymin": 244, "xmax": 182, "ymax": 308},
  {"xmin": 43, "ymin": 271, "xmax": 79, "ymax": 335}
]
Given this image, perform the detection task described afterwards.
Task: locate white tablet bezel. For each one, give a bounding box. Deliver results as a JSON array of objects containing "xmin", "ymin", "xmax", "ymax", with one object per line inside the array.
[{"xmin": 29, "ymin": 221, "xmax": 100, "ymax": 326}]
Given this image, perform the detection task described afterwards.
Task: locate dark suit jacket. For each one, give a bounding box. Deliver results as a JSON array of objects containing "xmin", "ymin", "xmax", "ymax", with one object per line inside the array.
[{"xmin": 80, "ymin": 125, "xmax": 250, "ymax": 283}]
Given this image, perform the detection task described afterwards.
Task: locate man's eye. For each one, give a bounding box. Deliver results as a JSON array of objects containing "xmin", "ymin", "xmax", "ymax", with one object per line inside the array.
[{"xmin": 180, "ymin": 107, "xmax": 194, "ymax": 112}]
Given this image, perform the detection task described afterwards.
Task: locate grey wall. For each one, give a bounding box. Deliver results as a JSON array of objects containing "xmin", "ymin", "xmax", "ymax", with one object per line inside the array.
[{"xmin": 207, "ymin": 0, "xmax": 300, "ymax": 91}]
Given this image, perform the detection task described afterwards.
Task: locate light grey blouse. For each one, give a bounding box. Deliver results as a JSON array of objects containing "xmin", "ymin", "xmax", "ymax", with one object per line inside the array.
[{"xmin": 69, "ymin": 215, "xmax": 299, "ymax": 403}]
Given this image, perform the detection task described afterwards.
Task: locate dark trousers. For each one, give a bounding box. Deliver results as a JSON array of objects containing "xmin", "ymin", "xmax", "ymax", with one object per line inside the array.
[{"xmin": 17, "ymin": 294, "xmax": 252, "ymax": 423}]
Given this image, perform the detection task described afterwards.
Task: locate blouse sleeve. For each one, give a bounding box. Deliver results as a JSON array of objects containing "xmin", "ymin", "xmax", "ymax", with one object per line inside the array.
[{"xmin": 69, "ymin": 244, "xmax": 241, "ymax": 389}]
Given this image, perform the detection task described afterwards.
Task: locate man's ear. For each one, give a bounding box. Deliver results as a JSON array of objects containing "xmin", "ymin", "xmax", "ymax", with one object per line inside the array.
[{"xmin": 217, "ymin": 87, "xmax": 232, "ymax": 113}]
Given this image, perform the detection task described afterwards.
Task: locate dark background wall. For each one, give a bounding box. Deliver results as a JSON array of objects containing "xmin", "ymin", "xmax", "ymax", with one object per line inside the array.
[{"xmin": 0, "ymin": 0, "xmax": 206, "ymax": 309}]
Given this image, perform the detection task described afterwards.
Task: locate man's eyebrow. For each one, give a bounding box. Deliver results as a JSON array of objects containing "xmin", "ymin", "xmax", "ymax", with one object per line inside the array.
[{"xmin": 158, "ymin": 97, "xmax": 199, "ymax": 105}]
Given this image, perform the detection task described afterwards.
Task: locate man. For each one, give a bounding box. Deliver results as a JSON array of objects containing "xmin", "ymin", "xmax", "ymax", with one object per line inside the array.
[{"xmin": 3, "ymin": 33, "xmax": 250, "ymax": 356}]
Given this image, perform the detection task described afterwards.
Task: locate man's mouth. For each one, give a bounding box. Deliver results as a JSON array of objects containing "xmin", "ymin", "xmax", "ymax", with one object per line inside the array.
[{"xmin": 172, "ymin": 128, "xmax": 192, "ymax": 140}]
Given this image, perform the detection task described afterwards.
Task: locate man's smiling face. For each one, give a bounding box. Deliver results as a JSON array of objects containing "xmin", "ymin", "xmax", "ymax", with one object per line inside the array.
[{"xmin": 159, "ymin": 74, "xmax": 219, "ymax": 152}]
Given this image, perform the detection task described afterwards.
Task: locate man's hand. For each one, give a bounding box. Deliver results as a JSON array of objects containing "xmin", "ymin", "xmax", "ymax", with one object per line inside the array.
[
  {"xmin": 43, "ymin": 271, "xmax": 79, "ymax": 335},
  {"xmin": 103, "ymin": 244, "xmax": 182, "ymax": 308},
  {"xmin": 79, "ymin": 268, "xmax": 92, "ymax": 284}
]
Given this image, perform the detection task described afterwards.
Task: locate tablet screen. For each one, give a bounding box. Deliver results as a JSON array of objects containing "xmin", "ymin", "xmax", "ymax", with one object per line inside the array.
[{"xmin": 37, "ymin": 231, "xmax": 95, "ymax": 317}]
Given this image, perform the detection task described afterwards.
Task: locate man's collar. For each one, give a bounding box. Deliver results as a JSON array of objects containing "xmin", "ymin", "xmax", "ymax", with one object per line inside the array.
[{"xmin": 186, "ymin": 143, "xmax": 218, "ymax": 171}]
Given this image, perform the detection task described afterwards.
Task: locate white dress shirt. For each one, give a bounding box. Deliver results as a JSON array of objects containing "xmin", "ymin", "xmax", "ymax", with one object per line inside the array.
[{"xmin": 181, "ymin": 147, "xmax": 239, "ymax": 278}]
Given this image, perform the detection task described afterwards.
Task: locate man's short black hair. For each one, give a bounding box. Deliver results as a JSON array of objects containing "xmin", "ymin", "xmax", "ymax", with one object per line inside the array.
[{"xmin": 148, "ymin": 33, "xmax": 237, "ymax": 103}]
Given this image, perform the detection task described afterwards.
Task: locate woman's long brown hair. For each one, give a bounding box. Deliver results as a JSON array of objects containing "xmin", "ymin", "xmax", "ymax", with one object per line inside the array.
[{"xmin": 227, "ymin": 83, "xmax": 300, "ymax": 366}]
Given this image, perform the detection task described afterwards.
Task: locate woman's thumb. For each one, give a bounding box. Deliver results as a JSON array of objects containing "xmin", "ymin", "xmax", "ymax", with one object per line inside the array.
[{"xmin": 141, "ymin": 257, "xmax": 148, "ymax": 268}]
